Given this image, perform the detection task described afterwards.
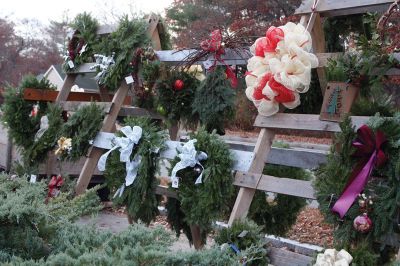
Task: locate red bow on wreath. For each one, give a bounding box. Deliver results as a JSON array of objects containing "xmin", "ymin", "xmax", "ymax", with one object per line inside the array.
[
  {"xmin": 68, "ymin": 30, "xmax": 85, "ymax": 61},
  {"xmin": 331, "ymin": 125, "xmax": 387, "ymax": 218},
  {"xmin": 46, "ymin": 175, "xmax": 64, "ymax": 202},
  {"xmin": 251, "ymin": 72, "xmax": 296, "ymax": 103},
  {"xmin": 200, "ymin": 29, "xmax": 238, "ymax": 88}
]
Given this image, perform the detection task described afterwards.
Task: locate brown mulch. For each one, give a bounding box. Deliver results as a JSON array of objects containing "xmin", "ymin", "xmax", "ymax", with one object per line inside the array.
[{"xmin": 286, "ymin": 207, "xmax": 334, "ymax": 247}]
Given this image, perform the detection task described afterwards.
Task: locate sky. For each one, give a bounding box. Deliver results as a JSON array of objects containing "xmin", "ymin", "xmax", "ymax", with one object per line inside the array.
[{"xmin": 1, "ymin": 0, "xmax": 174, "ymax": 24}]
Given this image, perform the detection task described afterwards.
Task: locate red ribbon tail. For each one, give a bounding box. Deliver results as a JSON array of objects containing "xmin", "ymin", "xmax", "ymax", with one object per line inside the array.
[{"xmin": 225, "ymin": 67, "xmax": 238, "ymax": 88}]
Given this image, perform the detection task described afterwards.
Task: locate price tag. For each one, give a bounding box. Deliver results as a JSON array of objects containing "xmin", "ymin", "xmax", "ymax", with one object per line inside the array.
[
  {"xmin": 30, "ymin": 175, "xmax": 37, "ymax": 183},
  {"xmin": 125, "ymin": 75, "xmax": 134, "ymax": 84},
  {"xmin": 172, "ymin": 179, "xmax": 179, "ymax": 188},
  {"xmin": 238, "ymin": 230, "xmax": 248, "ymax": 238},
  {"xmin": 68, "ymin": 60, "xmax": 75, "ymax": 68}
]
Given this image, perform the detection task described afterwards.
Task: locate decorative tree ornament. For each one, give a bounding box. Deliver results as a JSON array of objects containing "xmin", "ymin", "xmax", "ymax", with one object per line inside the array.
[
  {"xmin": 156, "ymin": 105, "xmax": 167, "ymax": 116},
  {"xmin": 47, "ymin": 175, "xmax": 64, "ymax": 200},
  {"xmin": 30, "ymin": 104, "xmax": 39, "ymax": 118},
  {"xmin": 174, "ymin": 79, "xmax": 184, "ymax": 91},
  {"xmin": 353, "ymin": 213, "xmax": 373, "ymax": 233},
  {"xmin": 55, "ymin": 137, "xmax": 72, "ymax": 156}
]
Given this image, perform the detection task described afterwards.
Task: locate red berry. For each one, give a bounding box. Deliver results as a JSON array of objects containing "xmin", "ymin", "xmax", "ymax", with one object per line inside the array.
[{"xmin": 174, "ymin": 79, "xmax": 184, "ymax": 91}]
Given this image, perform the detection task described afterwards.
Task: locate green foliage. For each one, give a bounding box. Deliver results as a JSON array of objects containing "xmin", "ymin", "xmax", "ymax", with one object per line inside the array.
[
  {"xmin": 0, "ymin": 174, "xmax": 100, "ymax": 261},
  {"xmin": 104, "ymin": 117, "xmax": 167, "ymax": 224},
  {"xmin": 192, "ymin": 67, "xmax": 236, "ymax": 135},
  {"xmin": 215, "ymin": 219, "xmax": 269, "ymax": 265},
  {"xmin": 156, "ymin": 69, "xmax": 199, "ymax": 126},
  {"xmin": 0, "ymin": 174, "xmax": 239, "ymax": 265},
  {"xmin": 60, "ymin": 103, "xmax": 104, "ymax": 161},
  {"xmin": 63, "ymin": 13, "xmax": 99, "ymax": 72},
  {"xmin": 166, "ymin": 129, "xmax": 235, "ymax": 244},
  {"xmin": 248, "ymin": 165, "xmax": 311, "ymax": 236},
  {"xmin": 315, "ymin": 114, "xmax": 400, "ymax": 264},
  {"xmin": 19, "ymin": 75, "xmax": 56, "ymax": 90},
  {"xmin": 95, "ymin": 17, "xmax": 149, "ymax": 90},
  {"xmin": 326, "ymin": 53, "xmax": 363, "ymax": 83},
  {"xmin": 158, "ymin": 18, "xmax": 172, "ymax": 50}
]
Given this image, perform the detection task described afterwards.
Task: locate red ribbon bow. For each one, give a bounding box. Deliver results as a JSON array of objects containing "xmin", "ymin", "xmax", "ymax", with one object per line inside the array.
[
  {"xmin": 252, "ymin": 73, "xmax": 296, "ymax": 103},
  {"xmin": 47, "ymin": 175, "xmax": 64, "ymax": 200},
  {"xmin": 331, "ymin": 125, "xmax": 387, "ymax": 218},
  {"xmin": 255, "ymin": 26, "xmax": 284, "ymax": 57},
  {"xmin": 201, "ymin": 30, "xmax": 238, "ymax": 88}
]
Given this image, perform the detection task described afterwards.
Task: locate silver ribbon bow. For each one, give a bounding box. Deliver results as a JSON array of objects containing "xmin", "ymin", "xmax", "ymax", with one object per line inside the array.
[
  {"xmin": 170, "ymin": 139, "xmax": 208, "ymax": 188},
  {"xmin": 97, "ymin": 126, "xmax": 142, "ymax": 195},
  {"xmin": 90, "ymin": 53, "xmax": 115, "ymax": 84},
  {"xmin": 34, "ymin": 115, "xmax": 49, "ymax": 142}
]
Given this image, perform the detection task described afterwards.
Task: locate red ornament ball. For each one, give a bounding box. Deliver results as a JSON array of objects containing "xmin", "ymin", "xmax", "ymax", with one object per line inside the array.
[
  {"xmin": 353, "ymin": 213, "xmax": 373, "ymax": 233},
  {"xmin": 174, "ymin": 79, "xmax": 184, "ymax": 91}
]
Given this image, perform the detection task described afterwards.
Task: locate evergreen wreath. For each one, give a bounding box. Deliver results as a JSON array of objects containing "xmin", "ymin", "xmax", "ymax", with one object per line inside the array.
[
  {"xmin": 315, "ymin": 114, "xmax": 400, "ymax": 265},
  {"xmin": 62, "ymin": 13, "xmax": 99, "ymax": 72},
  {"xmin": 192, "ymin": 66, "xmax": 236, "ymax": 135},
  {"xmin": 155, "ymin": 69, "xmax": 199, "ymax": 126},
  {"xmin": 103, "ymin": 117, "xmax": 167, "ymax": 224},
  {"xmin": 166, "ymin": 129, "xmax": 235, "ymax": 244},
  {"xmin": 59, "ymin": 103, "xmax": 104, "ymax": 161},
  {"xmin": 94, "ymin": 17, "xmax": 149, "ymax": 91},
  {"xmin": 215, "ymin": 219, "xmax": 269, "ymax": 266},
  {"xmin": 248, "ymin": 164, "xmax": 311, "ymax": 236}
]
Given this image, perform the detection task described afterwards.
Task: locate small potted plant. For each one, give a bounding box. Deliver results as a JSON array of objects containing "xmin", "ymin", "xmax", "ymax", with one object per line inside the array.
[{"xmin": 320, "ymin": 53, "xmax": 363, "ymax": 121}]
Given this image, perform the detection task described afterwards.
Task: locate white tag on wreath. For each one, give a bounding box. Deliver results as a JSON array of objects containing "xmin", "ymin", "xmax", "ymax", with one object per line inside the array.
[
  {"xmin": 68, "ymin": 60, "xmax": 75, "ymax": 69},
  {"xmin": 30, "ymin": 175, "xmax": 37, "ymax": 183},
  {"xmin": 125, "ymin": 75, "xmax": 134, "ymax": 84}
]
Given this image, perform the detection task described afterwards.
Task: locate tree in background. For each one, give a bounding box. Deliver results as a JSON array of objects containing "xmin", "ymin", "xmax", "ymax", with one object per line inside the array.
[
  {"xmin": 0, "ymin": 18, "xmax": 62, "ymax": 87},
  {"xmin": 165, "ymin": 0, "xmax": 301, "ymax": 47}
]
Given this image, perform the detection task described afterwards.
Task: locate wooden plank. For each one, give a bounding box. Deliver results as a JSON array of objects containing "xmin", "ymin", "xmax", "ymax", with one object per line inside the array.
[
  {"xmin": 256, "ymin": 173, "xmax": 316, "ymax": 199},
  {"xmin": 92, "ymin": 138, "xmax": 254, "ymax": 172},
  {"xmin": 156, "ymin": 49, "xmax": 338, "ymax": 68},
  {"xmin": 38, "ymin": 156, "xmax": 102, "ymax": 175},
  {"xmin": 266, "ymin": 235, "xmax": 323, "ymax": 257},
  {"xmin": 267, "ymin": 147, "xmax": 327, "ymax": 169},
  {"xmin": 73, "ymin": 63, "xmax": 96, "ymax": 73},
  {"xmin": 269, "ymin": 247, "xmax": 313, "ymax": 266},
  {"xmin": 155, "ymin": 185, "xmax": 177, "ymax": 198},
  {"xmin": 228, "ymin": 128, "xmax": 275, "ymax": 225},
  {"xmin": 295, "ymin": 0, "xmax": 393, "ymax": 16},
  {"xmin": 56, "ymin": 74, "xmax": 77, "ymax": 102},
  {"xmin": 75, "ymin": 83, "xmax": 130, "ymax": 195},
  {"xmin": 155, "ymin": 49, "xmax": 252, "ymax": 66},
  {"xmin": 311, "ymin": 13, "xmax": 328, "ymax": 94},
  {"xmin": 58, "ymin": 101, "xmax": 112, "ymax": 113},
  {"xmin": 23, "ymin": 88, "xmax": 132, "ymax": 104},
  {"xmin": 232, "ymin": 171, "xmax": 261, "ymax": 189},
  {"xmin": 254, "ymin": 114, "xmax": 369, "ymax": 133},
  {"xmin": 118, "ymin": 106, "xmax": 164, "ymax": 119}
]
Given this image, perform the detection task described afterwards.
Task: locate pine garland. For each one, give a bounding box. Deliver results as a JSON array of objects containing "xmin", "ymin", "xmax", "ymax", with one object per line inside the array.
[
  {"xmin": 155, "ymin": 69, "xmax": 199, "ymax": 126},
  {"xmin": 315, "ymin": 114, "xmax": 400, "ymax": 264},
  {"xmin": 62, "ymin": 13, "xmax": 99, "ymax": 73},
  {"xmin": 60, "ymin": 103, "xmax": 104, "ymax": 161},
  {"xmin": 103, "ymin": 117, "xmax": 167, "ymax": 224},
  {"xmin": 166, "ymin": 129, "xmax": 235, "ymax": 244},
  {"xmin": 192, "ymin": 67, "xmax": 236, "ymax": 135}
]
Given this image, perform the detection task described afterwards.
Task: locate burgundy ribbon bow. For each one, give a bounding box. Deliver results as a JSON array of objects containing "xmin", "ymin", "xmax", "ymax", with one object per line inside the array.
[
  {"xmin": 200, "ymin": 29, "xmax": 238, "ymax": 88},
  {"xmin": 47, "ymin": 175, "xmax": 64, "ymax": 199},
  {"xmin": 331, "ymin": 125, "xmax": 387, "ymax": 218}
]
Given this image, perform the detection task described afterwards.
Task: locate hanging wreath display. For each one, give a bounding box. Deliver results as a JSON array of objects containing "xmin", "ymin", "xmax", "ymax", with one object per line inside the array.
[
  {"xmin": 245, "ymin": 22, "xmax": 319, "ymax": 116},
  {"xmin": 192, "ymin": 66, "xmax": 236, "ymax": 135},
  {"xmin": 92, "ymin": 17, "xmax": 149, "ymax": 91},
  {"xmin": 315, "ymin": 114, "xmax": 400, "ymax": 265},
  {"xmin": 102, "ymin": 117, "xmax": 167, "ymax": 224},
  {"xmin": 166, "ymin": 129, "xmax": 235, "ymax": 245},
  {"xmin": 63, "ymin": 13, "xmax": 99, "ymax": 72},
  {"xmin": 155, "ymin": 69, "xmax": 199, "ymax": 126}
]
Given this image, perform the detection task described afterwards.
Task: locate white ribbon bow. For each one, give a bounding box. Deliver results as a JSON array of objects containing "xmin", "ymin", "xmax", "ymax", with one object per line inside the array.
[
  {"xmin": 90, "ymin": 53, "xmax": 115, "ymax": 84},
  {"xmin": 97, "ymin": 126, "xmax": 143, "ymax": 195},
  {"xmin": 34, "ymin": 115, "xmax": 49, "ymax": 142},
  {"xmin": 170, "ymin": 139, "xmax": 208, "ymax": 188}
]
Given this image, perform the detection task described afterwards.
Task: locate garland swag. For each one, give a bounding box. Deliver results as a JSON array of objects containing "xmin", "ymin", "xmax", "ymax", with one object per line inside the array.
[
  {"xmin": 192, "ymin": 67, "xmax": 236, "ymax": 135},
  {"xmin": 166, "ymin": 129, "xmax": 235, "ymax": 244},
  {"xmin": 155, "ymin": 69, "xmax": 199, "ymax": 126},
  {"xmin": 103, "ymin": 117, "xmax": 167, "ymax": 224},
  {"xmin": 315, "ymin": 114, "xmax": 400, "ymax": 265},
  {"xmin": 63, "ymin": 13, "xmax": 99, "ymax": 72}
]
